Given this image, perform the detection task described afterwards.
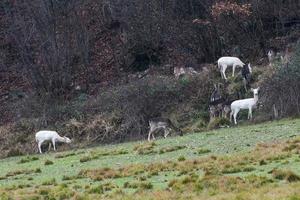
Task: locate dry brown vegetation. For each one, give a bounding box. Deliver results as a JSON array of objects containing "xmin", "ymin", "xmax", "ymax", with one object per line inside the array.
[{"xmin": 80, "ymin": 137, "xmax": 300, "ymax": 182}]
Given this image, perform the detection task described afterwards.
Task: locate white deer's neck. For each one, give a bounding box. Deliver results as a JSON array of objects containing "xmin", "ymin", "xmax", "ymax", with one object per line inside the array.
[
  {"xmin": 56, "ymin": 136, "xmax": 65, "ymax": 143},
  {"xmin": 253, "ymin": 94, "xmax": 258, "ymax": 104}
]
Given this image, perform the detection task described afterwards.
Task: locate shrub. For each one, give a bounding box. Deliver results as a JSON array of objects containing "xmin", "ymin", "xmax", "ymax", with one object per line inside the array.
[
  {"xmin": 79, "ymin": 156, "xmax": 92, "ymax": 163},
  {"xmin": 259, "ymin": 160, "xmax": 267, "ymax": 165},
  {"xmin": 207, "ymin": 117, "xmax": 231, "ymax": 130},
  {"xmin": 18, "ymin": 156, "xmax": 39, "ymax": 164},
  {"xmin": 178, "ymin": 156, "xmax": 186, "ymax": 161},
  {"xmin": 139, "ymin": 182, "xmax": 153, "ymax": 190},
  {"xmin": 42, "ymin": 178, "xmax": 56, "ymax": 185},
  {"xmin": 44, "ymin": 160, "xmax": 54, "ymax": 165},
  {"xmin": 158, "ymin": 145, "xmax": 185, "ymax": 154},
  {"xmin": 271, "ymin": 169, "xmax": 300, "ymax": 182},
  {"xmin": 6, "ymin": 148, "xmax": 24, "ymax": 157},
  {"xmin": 134, "ymin": 142, "xmax": 157, "ymax": 155},
  {"xmin": 262, "ymin": 42, "xmax": 300, "ymax": 118},
  {"xmin": 88, "ymin": 185, "xmax": 103, "ymax": 194},
  {"xmin": 35, "ymin": 168, "xmax": 42, "ymax": 173},
  {"xmin": 197, "ymin": 148, "xmax": 211, "ymax": 154}
]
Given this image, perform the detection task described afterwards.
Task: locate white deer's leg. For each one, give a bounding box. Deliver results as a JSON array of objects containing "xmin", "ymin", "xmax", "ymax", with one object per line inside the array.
[
  {"xmin": 38, "ymin": 141, "xmax": 43, "ymax": 154},
  {"xmin": 247, "ymin": 108, "xmax": 250, "ymax": 120},
  {"xmin": 249, "ymin": 108, "xmax": 253, "ymax": 120},
  {"xmin": 232, "ymin": 65, "xmax": 236, "ymax": 77},
  {"xmin": 220, "ymin": 67, "xmax": 224, "ymax": 79},
  {"xmin": 222, "ymin": 65, "xmax": 227, "ymax": 80},
  {"xmin": 52, "ymin": 139, "xmax": 56, "ymax": 151},
  {"xmin": 234, "ymin": 110, "xmax": 239, "ymax": 124},
  {"xmin": 230, "ymin": 110, "xmax": 234, "ymax": 123}
]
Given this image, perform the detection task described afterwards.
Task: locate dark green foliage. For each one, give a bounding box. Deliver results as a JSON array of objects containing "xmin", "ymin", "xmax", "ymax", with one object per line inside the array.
[
  {"xmin": 178, "ymin": 156, "xmax": 186, "ymax": 161},
  {"xmin": 42, "ymin": 178, "xmax": 56, "ymax": 186},
  {"xmin": 79, "ymin": 156, "xmax": 92, "ymax": 163},
  {"xmin": 55, "ymin": 152, "xmax": 76, "ymax": 159},
  {"xmin": 197, "ymin": 148, "xmax": 211, "ymax": 154},
  {"xmin": 18, "ymin": 156, "xmax": 39, "ymax": 164},
  {"xmin": 44, "ymin": 160, "xmax": 54, "ymax": 165},
  {"xmin": 88, "ymin": 185, "xmax": 103, "ymax": 194}
]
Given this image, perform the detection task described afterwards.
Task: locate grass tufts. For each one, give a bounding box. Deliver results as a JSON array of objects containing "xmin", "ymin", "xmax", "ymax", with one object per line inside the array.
[
  {"xmin": 271, "ymin": 169, "xmax": 300, "ymax": 182},
  {"xmin": 44, "ymin": 160, "xmax": 54, "ymax": 165},
  {"xmin": 18, "ymin": 156, "xmax": 39, "ymax": 164}
]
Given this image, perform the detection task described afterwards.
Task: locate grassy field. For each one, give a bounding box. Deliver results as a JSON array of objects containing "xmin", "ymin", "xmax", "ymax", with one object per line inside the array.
[{"xmin": 1, "ymin": 118, "xmax": 300, "ymax": 200}]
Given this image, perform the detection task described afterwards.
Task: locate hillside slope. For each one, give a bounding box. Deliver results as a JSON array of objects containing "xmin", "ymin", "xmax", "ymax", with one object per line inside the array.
[{"xmin": 0, "ymin": 118, "xmax": 300, "ymax": 199}]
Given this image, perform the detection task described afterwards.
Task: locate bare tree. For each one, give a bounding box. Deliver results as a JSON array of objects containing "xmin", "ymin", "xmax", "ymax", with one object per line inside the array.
[{"xmin": 4, "ymin": 0, "xmax": 91, "ymax": 98}]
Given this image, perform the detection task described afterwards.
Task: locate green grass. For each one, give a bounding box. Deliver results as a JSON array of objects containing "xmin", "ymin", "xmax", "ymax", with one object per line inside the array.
[{"xmin": 0, "ymin": 118, "xmax": 300, "ymax": 199}]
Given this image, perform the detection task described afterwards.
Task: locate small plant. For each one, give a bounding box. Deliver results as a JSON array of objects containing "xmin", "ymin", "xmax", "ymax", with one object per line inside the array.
[
  {"xmin": 6, "ymin": 148, "xmax": 24, "ymax": 157},
  {"xmin": 42, "ymin": 178, "xmax": 56, "ymax": 185},
  {"xmin": 62, "ymin": 175, "xmax": 83, "ymax": 181},
  {"xmin": 123, "ymin": 182, "xmax": 139, "ymax": 189},
  {"xmin": 44, "ymin": 160, "xmax": 54, "ymax": 165},
  {"xmin": 178, "ymin": 156, "xmax": 186, "ymax": 161},
  {"xmin": 6, "ymin": 168, "xmax": 41, "ymax": 177},
  {"xmin": 159, "ymin": 145, "xmax": 186, "ymax": 154},
  {"xmin": 207, "ymin": 117, "xmax": 230, "ymax": 130},
  {"xmin": 80, "ymin": 156, "xmax": 92, "ymax": 163},
  {"xmin": 197, "ymin": 148, "xmax": 211, "ymax": 154},
  {"xmin": 35, "ymin": 168, "xmax": 42, "ymax": 173},
  {"xmin": 18, "ymin": 156, "xmax": 39, "ymax": 164},
  {"xmin": 138, "ymin": 176, "xmax": 147, "ymax": 181},
  {"xmin": 271, "ymin": 169, "xmax": 300, "ymax": 182},
  {"xmin": 39, "ymin": 189, "xmax": 50, "ymax": 195},
  {"xmin": 259, "ymin": 159, "xmax": 267, "ymax": 165},
  {"xmin": 55, "ymin": 152, "xmax": 76, "ymax": 159},
  {"xmin": 88, "ymin": 185, "xmax": 103, "ymax": 194},
  {"xmin": 134, "ymin": 142, "xmax": 157, "ymax": 155},
  {"xmin": 245, "ymin": 175, "xmax": 274, "ymax": 187},
  {"xmin": 139, "ymin": 182, "xmax": 153, "ymax": 190}
]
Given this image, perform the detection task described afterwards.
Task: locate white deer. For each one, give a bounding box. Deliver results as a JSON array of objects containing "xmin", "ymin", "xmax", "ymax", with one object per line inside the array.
[
  {"xmin": 230, "ymin": 87, "xmax": 260, "ymax": 124},
  {"xmin": 35, "ymin": 130, "xmax": 71, "ymax": 154},
  {"xmin": 218, "ymin": 57, "xmax": 245, "ymax": 80}
]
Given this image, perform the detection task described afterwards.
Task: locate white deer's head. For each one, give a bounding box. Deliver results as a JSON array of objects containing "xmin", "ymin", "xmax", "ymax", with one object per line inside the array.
[
  {"xmin": 251, "ymin": 87, "xmax": 260, "ymax": 96},
  {"xmin": 64, "ymin": 136, "xmax": 72, "ymax": 143}
]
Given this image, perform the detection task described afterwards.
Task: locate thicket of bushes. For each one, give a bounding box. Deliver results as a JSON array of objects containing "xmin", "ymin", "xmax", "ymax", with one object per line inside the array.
[
  {"xmin": 262, "ymin": 42, "xmax": 300, "ymax": 118},
  {"xmin": 0, "ymin": 71, "xmax": 217, "ymax": 156}
]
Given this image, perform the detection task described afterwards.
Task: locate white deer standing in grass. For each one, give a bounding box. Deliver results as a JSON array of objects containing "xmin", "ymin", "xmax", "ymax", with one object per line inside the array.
[
  {"xmin": 218, "ymin": 57, "xmax": 246, "ymax": 80},
  {"xmin": 35, "ymin": 130, "xmax": 71, "ymax": 154},
  {"xmin": 230, "ymin": 87, "xmax": 260, "ymax": 124}
]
